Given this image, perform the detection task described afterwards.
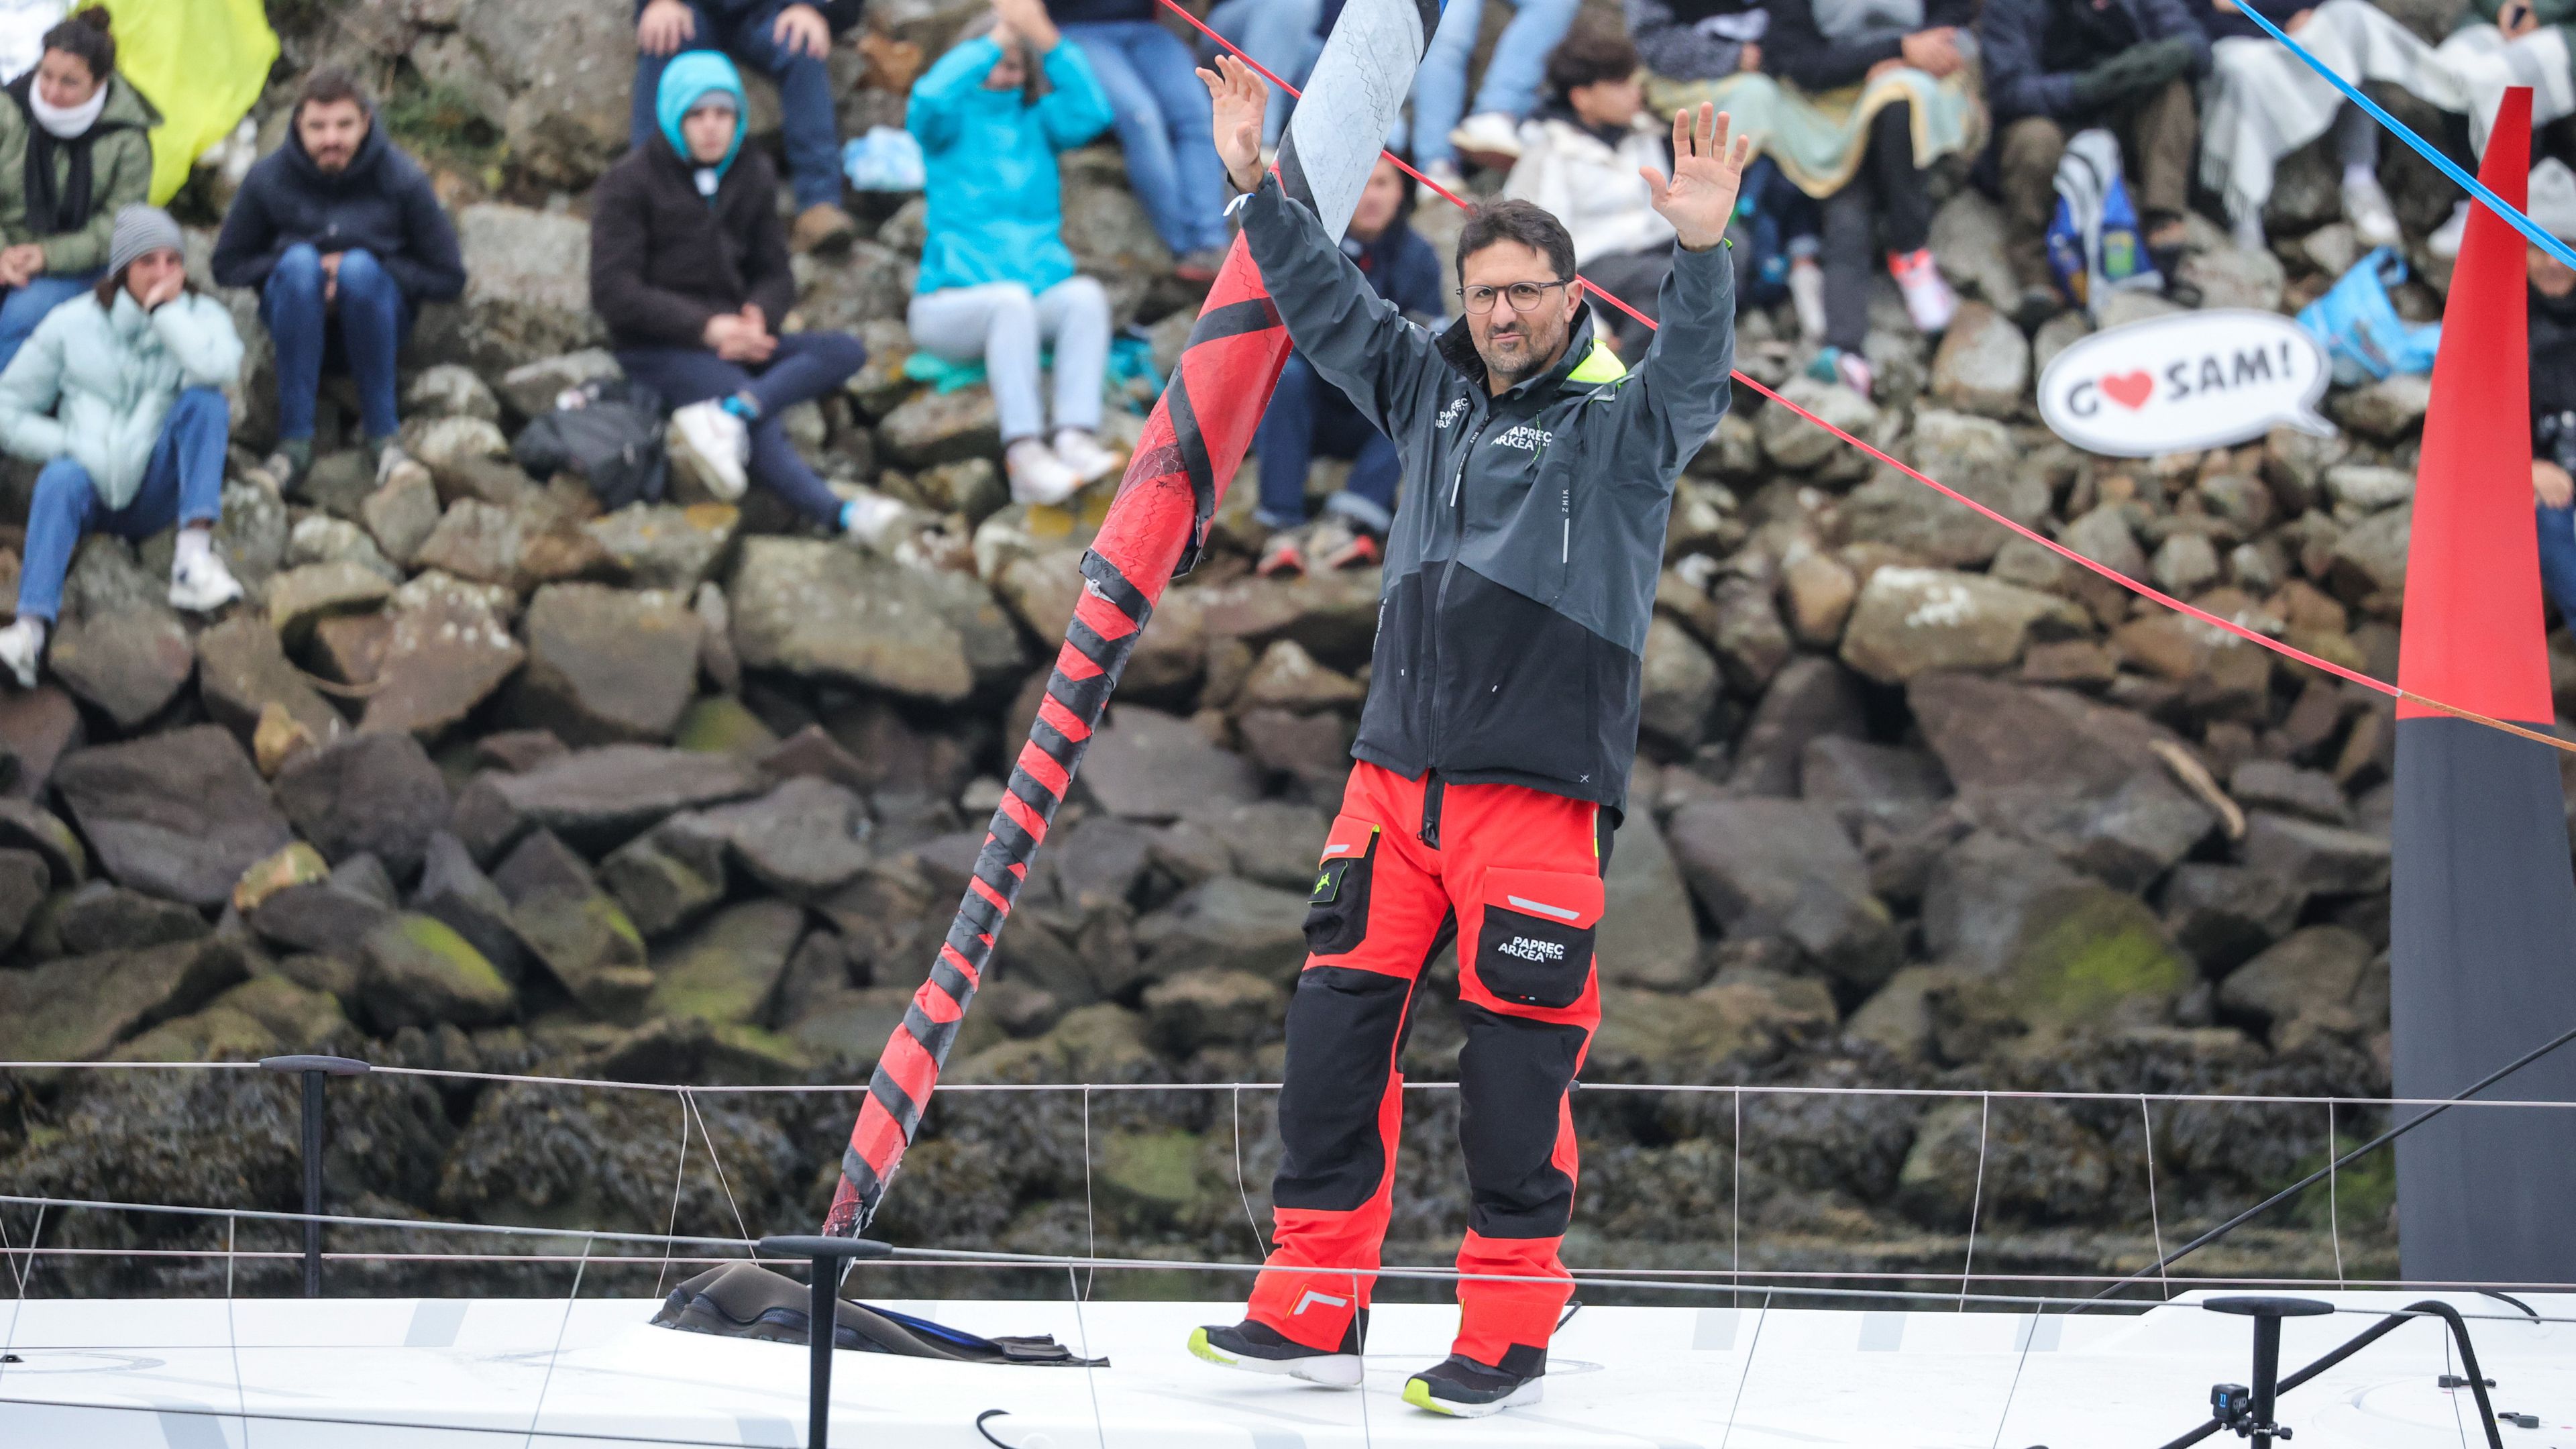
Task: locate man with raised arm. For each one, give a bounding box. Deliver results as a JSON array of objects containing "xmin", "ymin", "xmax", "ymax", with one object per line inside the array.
[{"xmin": 1185, "ymin": 52, "xmax": 1748, "ymax": 1420}]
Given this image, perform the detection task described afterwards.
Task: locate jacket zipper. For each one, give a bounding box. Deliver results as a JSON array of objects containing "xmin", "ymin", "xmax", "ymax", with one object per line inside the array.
[{"xmin": 1428, "ymin": 405, "xmax": 1491, "ymax": 771}]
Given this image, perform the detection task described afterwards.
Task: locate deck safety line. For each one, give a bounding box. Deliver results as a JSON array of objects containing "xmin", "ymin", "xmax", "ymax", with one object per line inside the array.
[
  {"xmin": 11, "ymin": 1059, "xmax": 2568, "ymax": 1110},
  {"xmin": 1163, "ymin": 0, "xmax": 2576, "ymax": 756}
]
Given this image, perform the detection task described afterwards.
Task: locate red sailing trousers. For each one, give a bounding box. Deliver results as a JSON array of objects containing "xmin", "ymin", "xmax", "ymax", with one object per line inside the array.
[{"xmin": 1244, "ymin": 760, "xmax": 1605, "ymax": 1377}]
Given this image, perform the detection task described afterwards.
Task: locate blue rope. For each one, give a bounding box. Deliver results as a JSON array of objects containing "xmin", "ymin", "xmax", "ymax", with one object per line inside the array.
[{"xmin": 2235, "ymin": 2, "xmax": 2576, "ymax": 272}]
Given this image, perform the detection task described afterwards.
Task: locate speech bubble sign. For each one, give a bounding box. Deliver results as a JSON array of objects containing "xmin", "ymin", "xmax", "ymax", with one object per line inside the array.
[{"xmin": 2037, "ymin": 309, "xmax": 2335, "ymax": 458}]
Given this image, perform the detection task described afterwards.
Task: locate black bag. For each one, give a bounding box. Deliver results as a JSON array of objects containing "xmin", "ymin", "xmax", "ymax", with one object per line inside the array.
[{"xmin": 512, "ymin": 378, "xmax": 669, "ymax": 511}]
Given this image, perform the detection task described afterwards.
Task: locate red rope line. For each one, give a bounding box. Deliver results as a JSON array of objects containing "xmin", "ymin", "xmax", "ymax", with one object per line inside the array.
[{"xmin": 1161, "ymin": 0, "xmax": 2576, "ymax": 754}]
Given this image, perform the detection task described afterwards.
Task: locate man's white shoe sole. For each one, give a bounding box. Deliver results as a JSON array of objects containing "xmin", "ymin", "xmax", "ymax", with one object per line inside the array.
[
  {"xmin": 1401, "ymin": 1375, "xmax": 1543, "ymax": 1417},
  {"xmin": 1186, "ymin": 1328, "xmax": 1362, "ymax": 1387}
]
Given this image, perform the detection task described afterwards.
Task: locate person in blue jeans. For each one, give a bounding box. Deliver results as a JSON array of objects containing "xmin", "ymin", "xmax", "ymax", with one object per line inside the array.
[
  {"xmin": 1044, "ymin": 0, "xmax": 1231, "ymax": 279},
  {"xmin": 633, "ymin": 0, "xmax": 862, "ymax": 254},
  {"xmin": 0, "ymin": 206, "xmax": 246, "ymax": 688},
  {"xmin": 0, "ymin": 9, "xmax": 156, "ymax": 372},
  {"xmin": 1250, "ymin": 156, "xmax": 1443, "ymax": 578},
  {"xmin": 1403, "ymin": 0, "xmax": 1580, "ymax": 188},
  {"xmin": 592, "ymin": 50, "xmax": 871, "ymax": 534},
  {"xmin": 1201, "ymin": 0, "xmax": 1324, "ymax": 148},
  {"xmin": 209, "ymin": 68, "xmax": 465, "ymax": 498}
]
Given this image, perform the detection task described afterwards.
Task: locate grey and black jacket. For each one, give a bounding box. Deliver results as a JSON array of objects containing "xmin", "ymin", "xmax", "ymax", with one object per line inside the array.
[{"xmin": 1239, "ymin": 175, "xmax": 1737, "ymax": 815}]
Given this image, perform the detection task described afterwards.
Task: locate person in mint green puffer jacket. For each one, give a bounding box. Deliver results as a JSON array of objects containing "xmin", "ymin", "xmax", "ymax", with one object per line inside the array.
[{"xmin": 0, "ymin": 203, "xmax": 244, "ymax": 689}]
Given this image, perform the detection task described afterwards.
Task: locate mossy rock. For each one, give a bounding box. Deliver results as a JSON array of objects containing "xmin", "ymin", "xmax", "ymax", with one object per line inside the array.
[
  {"xmin": 359, "ymin": 912, "xmax": 515, "ymax": 1032},
  {"xmin": 674, "ymin": 696, "xmax": 780, "ymax": 757},
  {"xmin": 645, "ymin": 900, "xmax": 805, "ymax": 1026},
  {"xmin": 1935, "ymin": 885, "xmax": 2193, "ymax": 1057},
  {"xmin": 1096, "ymin": 1128, "xmax": 1205, "ymax": 1219}
]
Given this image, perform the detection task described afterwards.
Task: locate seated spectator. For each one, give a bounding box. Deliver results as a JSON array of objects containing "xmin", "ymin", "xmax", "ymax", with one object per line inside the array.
[
  {"xmin": 631, "ymin": 0, "xmax": 861, "ymax": 254},
  {"xmin": 210, "ymin": 67, "xmax": 464, "ymax": 496},
  {"xmin": 2196, "ymin": 1, "xmax": 2412, "ymax": 252},
  {"xmin": 0, "ymin": 206, "xmax": 244, "ymax": 687},
  {"xmin": 910, "ymin": 0, "xmax": 1122, "ymax": 506},
  {"xmin": 0, "ymin": 9, "xmax": 156, "ymax": 370},
  {"xmin": 2527, "ymin": 162, "xmax": 2576, "ymax": 632},
  {"xmin": 1044, "ymin": 0, "xmax": 1231, "ymax": 279},
  {"xmin": 593, "ymin": 50, "xmax": 869, "ymax": 532},
  {"xmin": 1627, "ymin": 0, "xmax": 1827, "ymax": 338},
  {"xmin": 2428, "ymin": 0, "xmax": 2576, "ymax": 256},
  {"xmin": 1253, "ymin": 154, "xmax": 1441, "ymax": 576},
  {"xmin": 1982, "ymin": 0, "xmax": 2208, "ymax": 325},
  {"xmin": 1203, "ymin": 0, "xmax": 1321, "ymax": 150},
  {"xmin": 1407, "ymin": 0, "xmax": 1580, "ymax": 189},
  {"xmin": 1764, "ymin": 0, "xmax": 1966, "ymax": 393},
  {"xmin": 1504, "ymin": 22, "xmax": 1674, "ymax": 359}
]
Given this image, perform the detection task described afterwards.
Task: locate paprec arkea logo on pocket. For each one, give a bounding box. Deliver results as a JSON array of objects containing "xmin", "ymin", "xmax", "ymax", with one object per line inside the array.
[{"xmin": 2037, "ymin": 309, "xmax": 2335, "ymax": 458}]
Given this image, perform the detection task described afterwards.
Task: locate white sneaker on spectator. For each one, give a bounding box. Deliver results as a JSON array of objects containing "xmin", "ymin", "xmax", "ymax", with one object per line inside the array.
[
  {"xmin": 0, "ymin": 617, "xmax": 40, "ymax": 689},
  {"xmin": 1787, "ymin": 258, "xmax": 1827, "ymax": 341},
  {"xmin": 2428, "ymin": 200, "xmax": 2472, "ymax": 260},
  {"xmin": 1887, "ymin": 247, "xmax": 1957, "ymax": 333},
  {"xmin": 1419, "ymin": 160, "xmax": 1466, "ymax": 196},
  {"xmin": 840, "ymin": 489, "xmax": 912, "ymax": 550},
  {"xmin": 1006, "ymin": 438, "xmax": 1083, "ymax": 506},
  {"xmin": 1053, "ymin": 429, "xmax": 1122, "ymax": 484},
  {"xmin": 168, "ymin": 550, "xmax": 243, "ymax": 614},
  {"xmin": 374, "ymin": 441, "xmax": 431, "ymax": 491},
  {"xmin": 2343, "ymin": 174, "xmax": 2402, "ymax": 248},
  {"xmin": 1448, "ymin": 111, "xmax": 1525, "ymax": 164},
  {"xmin": 669, "ymin": 400, "xmax": 751, "ymax": 500}
]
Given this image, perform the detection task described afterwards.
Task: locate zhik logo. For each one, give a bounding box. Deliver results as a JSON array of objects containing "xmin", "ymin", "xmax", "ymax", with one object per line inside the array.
[
  {"xmin": 1491, "ymin": 423, "xmax": 1552, "ymax": 451},
  {"xmin": 1495, "ymin": 936, "xmax": 1566, "ymax": 963},
  {"xmin": 1435, "ymin": 398, "xmax": 1468, "ymax": 430}
]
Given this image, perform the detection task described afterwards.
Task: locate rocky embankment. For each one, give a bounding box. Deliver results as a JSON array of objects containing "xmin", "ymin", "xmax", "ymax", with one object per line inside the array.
[{"xmin": 0, "ymin": 0, "xmax": 2492, "ymax": 1297}]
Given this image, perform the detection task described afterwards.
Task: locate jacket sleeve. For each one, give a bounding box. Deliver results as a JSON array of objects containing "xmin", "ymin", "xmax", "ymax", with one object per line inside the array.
[
  {"xmin": 1240, "ymin": 174, "xmax": 1445, "ymax": 441},
  {"xmin": 2137, "ymin": 0, "xmax": 2214, "ymax": 72},
  {"xmin": 587, "ymin": 162, "xmax": 717, "ymax": 347},
  {"xmin": 154, "ymin": 293, "xmax": 246, "ymax": 388},
  {"xmin": 909, "ymin": 38, "xmax": 1002, "ymax": 154},
  {"xmin": 1978, "ymin": 0, "xmax": 2076, "ymax": 121},
  {"xmin": 376, "ymin": 162, "xmax": 467, "ymax": 303},
  {"xmin": 38, "ymin": 128, "xmax": 149, "ymax": 275},
  {"xmin": 0, "ymin": 313, "xmax": 68, "ymax": 462},
  {"xmin": 743, "ymin": 168, "xmax": 798, "ymax": 325},
  {"xmin": 1609, "ymin": 240, "xmax": 1736, "ymax": 480},
  {"xmin": 1625, "ymin": 0, "xmax": 1750, "ymax": 80},
  {"xmin": 209, "ymin": 161, "xmax": 284, "ymax": 290},
  {"xmin": 1036, "ymin": 38, "xmax": 1115, "ymax": 150},
  {"xmin": 1764, "ymin": 0, "xmax": 1905, "ymax": 91}
]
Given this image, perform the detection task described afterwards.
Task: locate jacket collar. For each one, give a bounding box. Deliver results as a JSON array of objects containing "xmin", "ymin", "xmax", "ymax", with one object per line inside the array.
[{"xmin": 1435, "ymin": 305, "xmax": 1624, "ymax": 409}]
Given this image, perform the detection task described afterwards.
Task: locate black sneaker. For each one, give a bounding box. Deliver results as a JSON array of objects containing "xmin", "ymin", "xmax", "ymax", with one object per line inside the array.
[
  {"xmin": 1186, "ymin": 1313, "xmax": 1364, "ymax": 1387},
  {"xmin": 1401, "ymin": 1353, "xmax": 1543, "ymax": 1417}
]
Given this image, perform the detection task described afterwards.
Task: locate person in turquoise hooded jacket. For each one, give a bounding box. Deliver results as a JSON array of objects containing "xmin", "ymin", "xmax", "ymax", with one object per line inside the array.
[
  {"xmin": 591, "ymin": 49, "xmax": 869, "ymax": 532},
  {"xmin": 906, "ymin": 0, "xmax": 1122, "ymax": 506}
]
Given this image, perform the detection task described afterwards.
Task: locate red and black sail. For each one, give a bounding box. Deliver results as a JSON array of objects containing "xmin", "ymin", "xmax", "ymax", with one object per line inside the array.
[{"xmin": 2390, "ymin": 87, "xmax": 2576, "ymax": 1283}]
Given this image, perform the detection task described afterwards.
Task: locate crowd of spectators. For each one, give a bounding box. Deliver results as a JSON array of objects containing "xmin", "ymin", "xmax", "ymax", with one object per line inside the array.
[{"xmin": 0, "ymin": 0, "xmax": 2564, "ymax": 682}]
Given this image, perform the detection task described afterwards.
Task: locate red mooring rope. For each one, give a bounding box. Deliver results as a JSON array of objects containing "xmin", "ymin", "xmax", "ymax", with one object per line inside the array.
[{"xmin": 1163, "ymin": 0, "xmax": 2576, "ymax": 755}]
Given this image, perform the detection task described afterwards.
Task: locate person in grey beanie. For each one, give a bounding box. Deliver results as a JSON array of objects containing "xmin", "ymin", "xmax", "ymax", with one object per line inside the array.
[{"xmin": 0, "ymin": 202, "xmax": 245, "ymax": 688}]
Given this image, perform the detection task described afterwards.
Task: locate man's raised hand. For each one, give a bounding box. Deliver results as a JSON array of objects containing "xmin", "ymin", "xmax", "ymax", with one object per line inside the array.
[
  {"xmin": 1195, "ymin": 52, "xmax": 1269, "ymax": 194},
  {"xmin": 1640, "ymin": 103, "xmax": 1752, "ymax": 252}
]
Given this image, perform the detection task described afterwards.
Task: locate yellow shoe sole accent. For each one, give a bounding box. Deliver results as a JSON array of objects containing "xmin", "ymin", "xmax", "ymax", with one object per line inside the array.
[
  {"xmin": 1402, "ymin": 1377, "xmax": 1462, "ymax": 1416},
  {"xmin": 1187, "ymin": 1327, "xmax": 1234, "ymax": 1366}
]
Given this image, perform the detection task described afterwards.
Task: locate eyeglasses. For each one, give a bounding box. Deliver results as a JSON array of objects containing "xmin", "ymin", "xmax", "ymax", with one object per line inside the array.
[{"xmin": 1458, "ymin": 279, "xmax": 1572, "ymax": 315}]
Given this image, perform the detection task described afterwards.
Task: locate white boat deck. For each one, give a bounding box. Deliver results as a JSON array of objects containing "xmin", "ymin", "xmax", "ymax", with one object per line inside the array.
[{"xmin": 0, "ymin": 1290, "xmax": 2567, "ymax": 1447}]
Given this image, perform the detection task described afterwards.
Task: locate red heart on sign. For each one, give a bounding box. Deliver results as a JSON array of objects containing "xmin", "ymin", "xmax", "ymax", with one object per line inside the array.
[{"xmin": 2100, "ymin": 371, "xmax": 2155, "ymax": 409}]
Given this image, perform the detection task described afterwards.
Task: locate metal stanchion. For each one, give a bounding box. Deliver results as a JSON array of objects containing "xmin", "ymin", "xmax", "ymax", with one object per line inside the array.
[
  {"xmin": 258, "ymin": 1055, "xmax": 371, "ymax": 1296},
  {"xmin": 757, "ymin": 1234, "xmax": 894, "ymax": 1449}
]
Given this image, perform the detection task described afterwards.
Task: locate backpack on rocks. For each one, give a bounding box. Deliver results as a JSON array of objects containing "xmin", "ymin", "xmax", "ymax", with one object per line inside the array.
[{"xmin": 512, "ymin": 378, "xmax": 669, "ymax": 511}]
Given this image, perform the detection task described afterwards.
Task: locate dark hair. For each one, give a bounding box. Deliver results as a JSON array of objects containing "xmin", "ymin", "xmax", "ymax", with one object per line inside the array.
[
  {"xmin": 40, "ymin": 7, "xmax": 113, "ymax": 84},
  {"xmin": 95, "ymin": 262, "xmax": 189, "ymax": 311},
  {"xmin": 296, "ymin": 66, "xmax": 368, "ymax": 117},
  {"xmin": 1544, "ymin": 17, "xmax": 1638, "ymax": 101},
  {"xmin": 1458, "ymin": 199, "xmax": 1576, "ymax": 282}
]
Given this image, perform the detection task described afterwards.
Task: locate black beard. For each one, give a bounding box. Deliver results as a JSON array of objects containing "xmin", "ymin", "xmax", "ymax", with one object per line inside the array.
[{"xmin": 1479, "ymin": 333, "xmax": 1554, "ymax": 386}]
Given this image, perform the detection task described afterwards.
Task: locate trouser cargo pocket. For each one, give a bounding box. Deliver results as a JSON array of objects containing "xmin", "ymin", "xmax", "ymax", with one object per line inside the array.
[
  {"xmin": 1472, "ymin": 868, "xmax": 1602, "ymax": 1008},
  {"xmin": 1303, "ymin": 814, "xmax": 1381, "ymax": 956}
]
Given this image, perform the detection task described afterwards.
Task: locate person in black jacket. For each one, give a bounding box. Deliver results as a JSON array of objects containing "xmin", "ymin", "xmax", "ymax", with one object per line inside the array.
[
  {"xmin": 1252, "ymin": 154, "xmax": 1446, "ymax": 577},
  {"xmin": 1981, "ymin": 0, "xmax": 2209, "ymax": 323},
  {"xmin": 210, "ymin": 68, "xmax": 464, "ymax": 496},
  {"xmin": 1189, "ymin": 54, "xmax": 1745, "ymax": 1420},
  {"xmin": 631, "ymin": 0, "xmax": 864, "ymax": 254},
  {"xmin": 1763, "ymin": 0, "xmax": 1968, "ymax": 390},
  {"xmin": 590, "ymin": 49, "xmax": 866, "ymax": 532}
]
